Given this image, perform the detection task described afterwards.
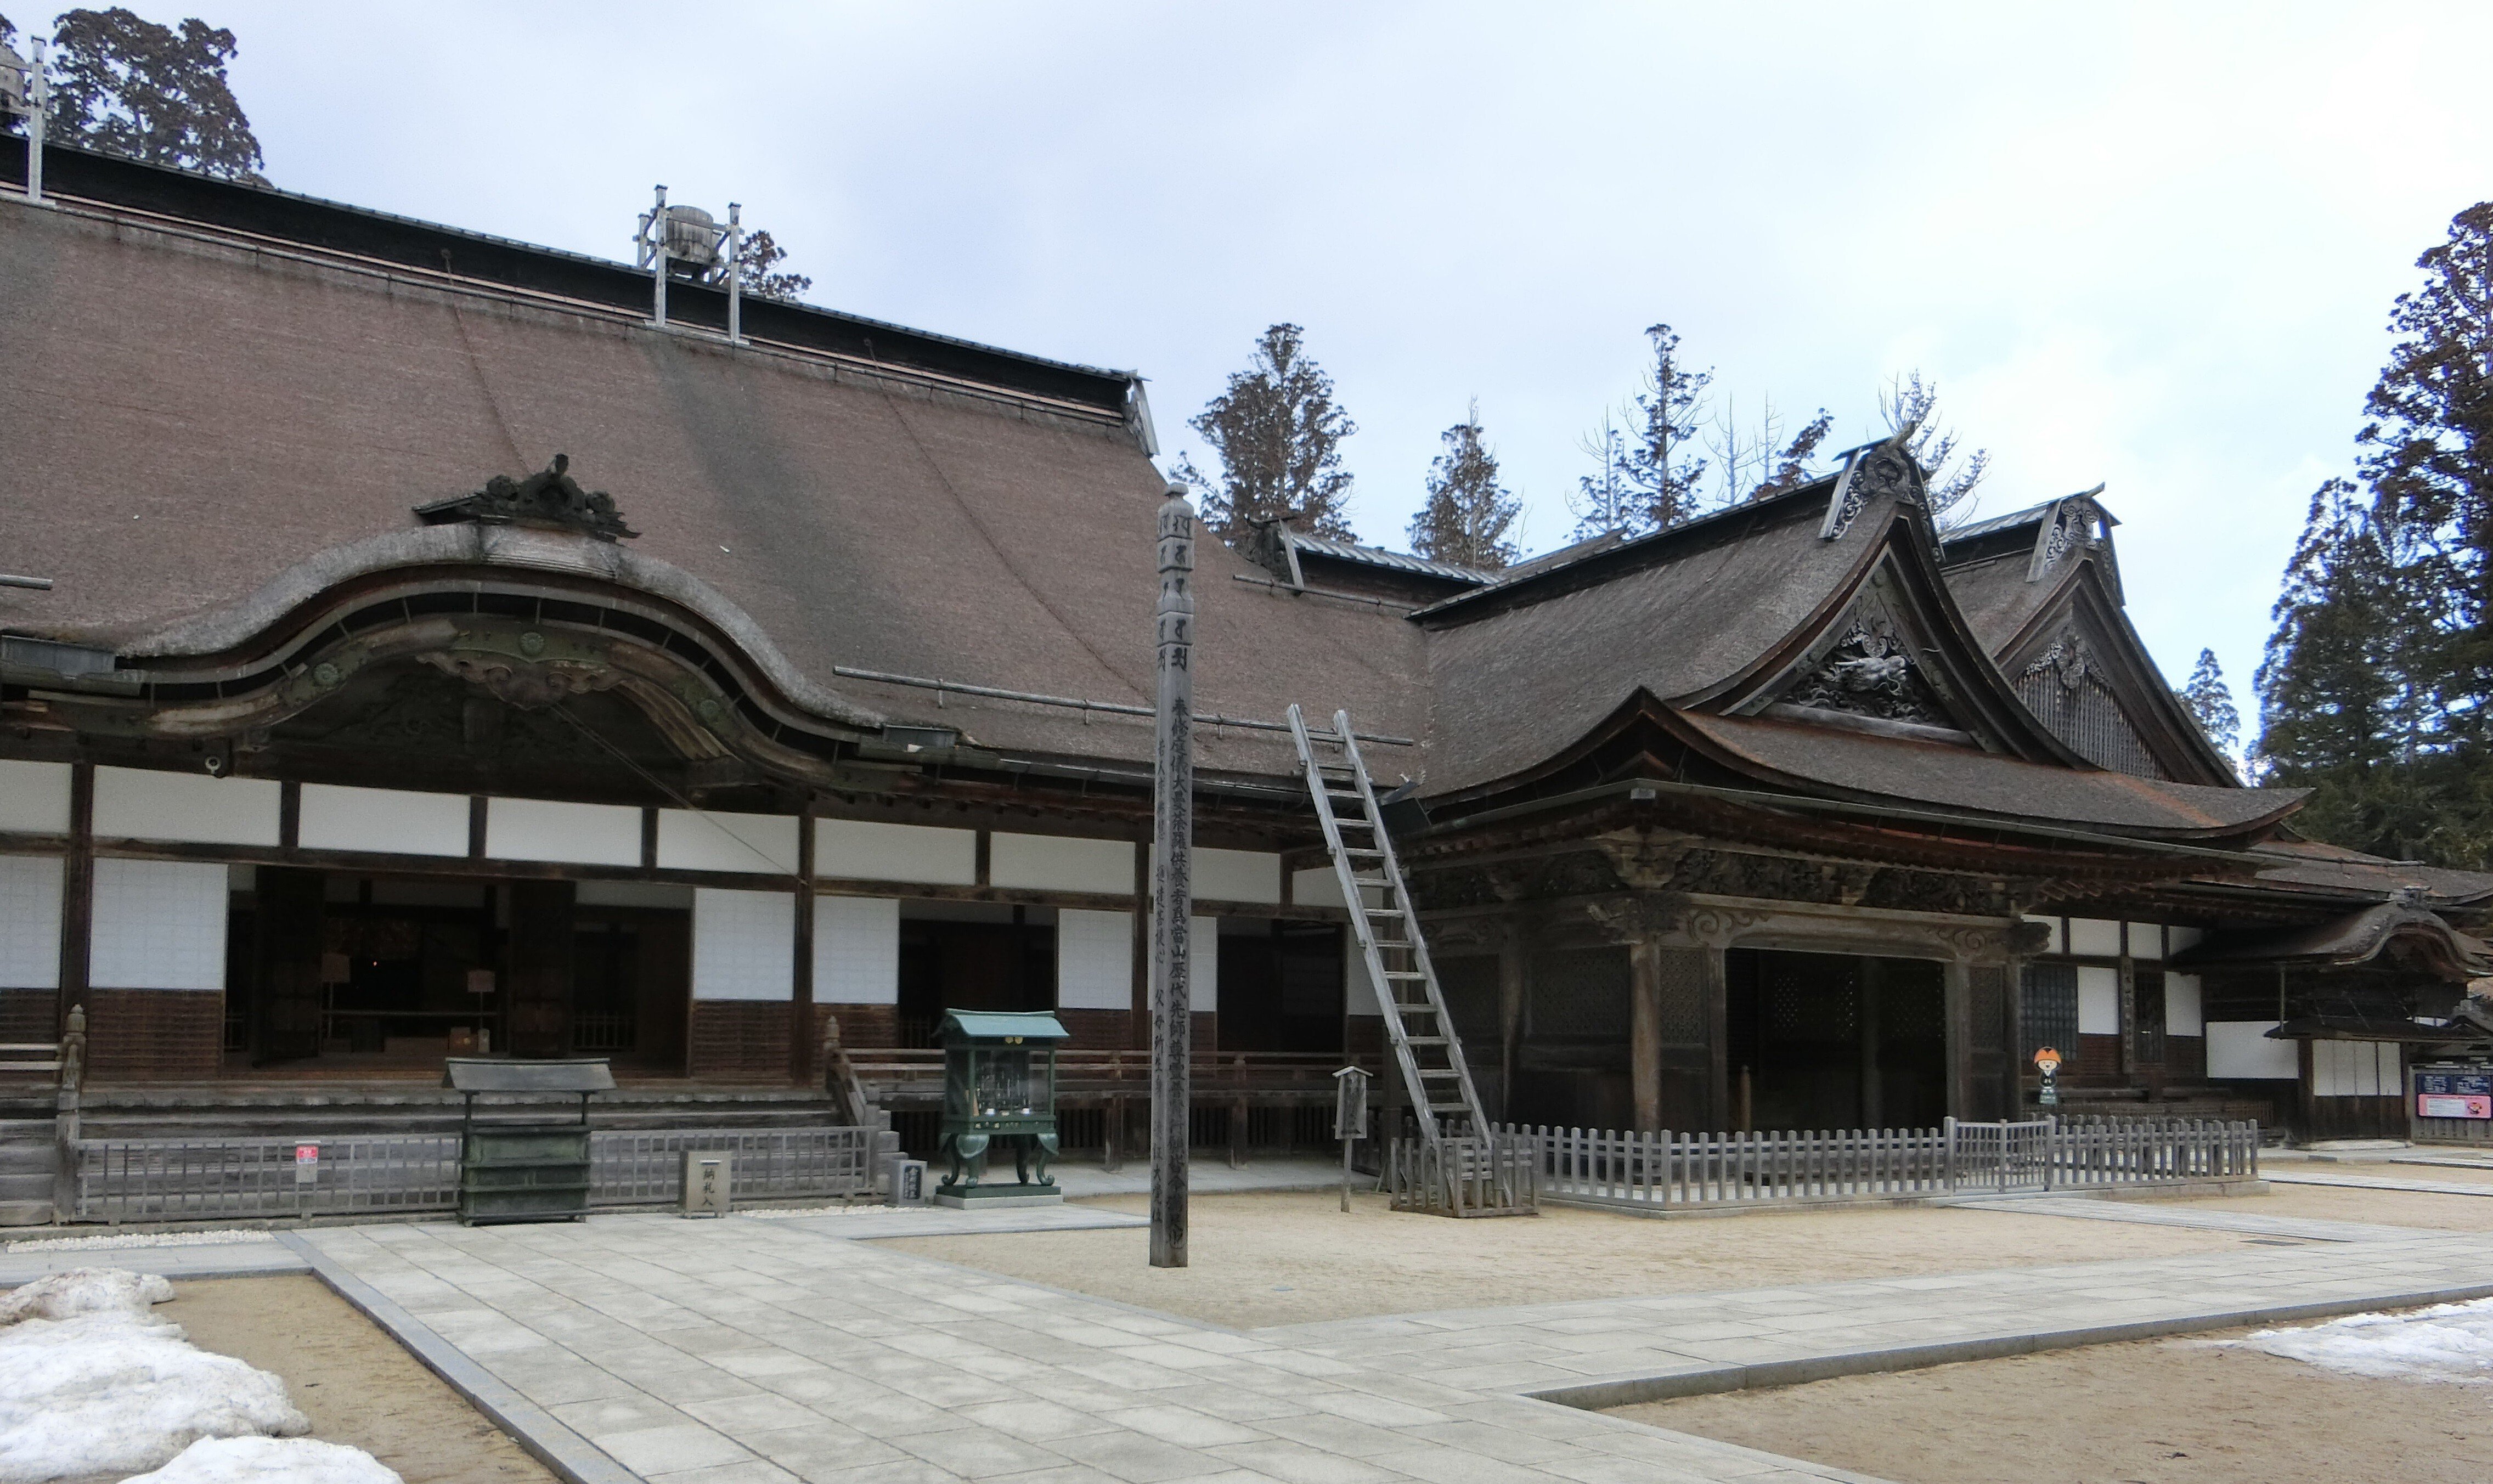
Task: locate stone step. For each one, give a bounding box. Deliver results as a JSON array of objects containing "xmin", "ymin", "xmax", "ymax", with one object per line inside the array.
[{"xmin": 0, "ymin": 1199, "xmax": 53, "ymax": 1227}]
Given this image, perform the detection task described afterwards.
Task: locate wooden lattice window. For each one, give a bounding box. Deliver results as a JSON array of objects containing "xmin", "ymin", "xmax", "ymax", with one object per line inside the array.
[
  {"xmin": 1530, "ymin": 947, "xmax": 1632, "ymax": 1039},
  {"xmin": 2021, "ymin": 962, "xmax": 2079, "ymax": 1062}
]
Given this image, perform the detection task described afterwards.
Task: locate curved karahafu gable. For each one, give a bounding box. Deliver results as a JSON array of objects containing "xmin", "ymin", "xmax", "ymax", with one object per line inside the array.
[
  {"xmin": 1419, "ymin": 434, "xmax": 2092, "ymax": 798},
  {"xmin": 1941, "ymin": 492, "xmax": 2238, "ymax": 786}
]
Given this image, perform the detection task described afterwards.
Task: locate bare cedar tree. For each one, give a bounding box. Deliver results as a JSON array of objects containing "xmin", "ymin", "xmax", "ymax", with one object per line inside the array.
[
  {"xmin": 1879, "ymin": 371, "xmax": 1989, "ymax": 521},
  {"xmin": 1173, "ymin": 324, "xmax": 1358, "ymax": 543},
  {"xmin": 1408, "ymin": 400, "xmax": 1521, "ymax": 569},
  {"xmin": 733, "ymin": 228, "xmax": 811, "ymax": 303},
  {"xmin": 1571, "ymin": 323, "xmax": 1711, "ymax": 539},
  {"xmin": 12, "ymin": 7, "xmax": 267, "ymax": 182}
]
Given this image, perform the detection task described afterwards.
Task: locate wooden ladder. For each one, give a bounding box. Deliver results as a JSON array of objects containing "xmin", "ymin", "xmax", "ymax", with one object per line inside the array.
[{"xmin": 1286, "ymin": 705, "xmax": 1488, "ymax": 1148}]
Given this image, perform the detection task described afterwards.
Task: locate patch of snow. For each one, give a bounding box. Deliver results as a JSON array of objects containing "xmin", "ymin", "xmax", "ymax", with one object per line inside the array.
[
  {"xmin": 736, "ymin": 1205, "xmax": 907, "ymax": 1219},
  {"xmin": 3, "ymin": 1229, "xmax": 277, "ymax": 1254},
  {"xmin": 123, "ymin": 1437, "xmax": 402, "ymax": 1483},
  {"xmin": 0, "ymin": 1266, "xmax": 308, "ymax": 1483},
  {"xmin": 2234, "ymin": 1296, "xmax": 2493, "ymax": 1383}
]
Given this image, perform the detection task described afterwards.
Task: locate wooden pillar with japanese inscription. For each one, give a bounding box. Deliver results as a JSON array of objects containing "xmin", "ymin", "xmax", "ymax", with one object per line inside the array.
[{"xmin": 1149, "ymin": 482, "xmax": 1195, "ymax": 1269}]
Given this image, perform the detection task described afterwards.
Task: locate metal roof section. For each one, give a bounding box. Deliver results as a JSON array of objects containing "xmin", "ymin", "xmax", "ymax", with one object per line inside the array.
[{"xmin": 1287, "ymin": 532, "xmax": 1499, "ymax": 583}]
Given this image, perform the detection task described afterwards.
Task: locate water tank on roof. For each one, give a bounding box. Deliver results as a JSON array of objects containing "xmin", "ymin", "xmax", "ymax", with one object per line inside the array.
[{"xmin": 661, "ymin": 205, "xmax": 720, "ymax": 269}]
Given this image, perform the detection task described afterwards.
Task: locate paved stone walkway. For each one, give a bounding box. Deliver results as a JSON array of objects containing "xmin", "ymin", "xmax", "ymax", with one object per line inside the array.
[
  {"xmin": 1951, "ymin": 1194, "xmax": 2429, "ymax": 1243},
  {"xmin": 2266, "ymin": 1168, "xmax": 2493, "ymax": 1199},
  {"xmin": 275, "ymin": 1210, "xmax": 2493, "ymax": 1484}
]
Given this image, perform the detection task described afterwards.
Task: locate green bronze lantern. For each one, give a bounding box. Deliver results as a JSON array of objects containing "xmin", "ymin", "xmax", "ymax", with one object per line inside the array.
[{"xmin": 936, "ymin": 1009, "xmax": 1068, "ymax": 1208}]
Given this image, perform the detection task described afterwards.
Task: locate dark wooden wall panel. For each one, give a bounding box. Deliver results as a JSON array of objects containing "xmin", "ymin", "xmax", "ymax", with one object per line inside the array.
[{"xmin": 86, "ymin": 988, "xmax": 222, "ymax": 1081}]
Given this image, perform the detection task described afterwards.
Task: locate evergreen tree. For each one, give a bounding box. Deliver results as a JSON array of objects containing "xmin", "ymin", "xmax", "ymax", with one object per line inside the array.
[
  {"xmin": 1172, "ymin": 323, "xmax": 1357, "ymax": 543},
  {"xmin": 2255, "ymin": 202, "xmax": 2493, "ymax": 867},
  {"xmin": 1408, "ymin": 401, "xmax": 1520, "ymax": 569},
  {"xmin": 4, "ymin": 8, "xmax": 264, "ymax": 182},
  {"xmin": 1570, "ymin": 412, "xmax": 1634, "ymax": 543},
  {"xmin": 2177, "ymin": 647, "xmax": 2241, "ymax": 760},
  {"xmin": 1569, "ymin": 323, "xmax": 1710, "ymax": 539}
]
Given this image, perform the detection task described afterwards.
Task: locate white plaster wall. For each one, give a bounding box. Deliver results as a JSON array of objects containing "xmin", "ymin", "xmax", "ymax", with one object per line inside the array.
[
  {"xmin": 1056, "ymin": 909, "xmax": 1132, "ymax": 1009},
  {"xmin": 1191, "ymin": 916, "xmax": 1218, "ymax": 1013},
  {"xmin": 298, "ymin": 783, "xmax": 471, "ymax": 856},
  {"xmin": 0, "ymin": 760, "xmax": 71, "ymax": 834},
  {"xmin": 487, "ymin": 798, "xmax": 643, "ymax": 866},
  {"xmin": 2126, "ymin": 923, "xmax": 2164, "ymax": 960},
  {"xmin": 657, "ymin": 810, "xmax": 800, "ymax": 876},
  {"xmin": 816, "ymin": 896, "xmax": 899, "ymax": 1006},
  {"xmin": 990, "ymin": 833, "xmax": 1132, "ymax": 895},
  {"xmin": 2165, "ymin": 973, "xmax": 2204, "ymax": 1037},
  {"xmin": 2207, "ymin": 1021, "xmax": 2299, "ymax": 1079},
  {"xmin": 2066, "ymin": 918, "xmax": 2122, "ymax": 957},
  {"xmin": 692, "ymin": 888, "xmax": 792, "ymax": 1001},
  {"xmin": 93, "ymin": 768, "xmax": 280, "ymax": 848},
  {"xmin": 89, "ymin": 858, "xmax": 227, "ymax": 990},
  {"xmin": 1193, "ymin": 849, "xmax": 1282, "ymax": 904},
  {"xmin": 1293, "ymin": 867, "xmax": 1346, "ymax": 910},
  {"xmin": 2168, "ymin": 925, "xmax": 2205, "ymax": 954},
  {"xmin": 813, "ymin": 819, "xmax": 977, "ymax": 885},
  {"xmin": 0, "ymin": 855, "xmax": 62, "ymax": 989},
  {"xmin": 2076, "ymin": 965, "xmax": 2120, "ymax": 1035}
]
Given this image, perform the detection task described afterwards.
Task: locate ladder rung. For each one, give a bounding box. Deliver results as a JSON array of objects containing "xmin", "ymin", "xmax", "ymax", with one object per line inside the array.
[
  {"xmin": 1381, "ymin": 970, "xmax": 1428, "ymax": 979},
  {"xmin": 1343, "ymin": 848, "xmax": 1384, "ymax": 858},
  {"xmin": 1419, "ymin": 1068, "xmax": 1462, "ymax": 1079},
  {"xmin": 1428, "ymin": 1102, "xmax": 1469, "ymax": 1113},
  {"xmin": 1405, "ymin": 1036, "xmax": 1448, "ymax": 1046}
]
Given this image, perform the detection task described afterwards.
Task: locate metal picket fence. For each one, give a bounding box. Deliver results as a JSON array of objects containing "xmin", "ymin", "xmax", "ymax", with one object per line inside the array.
[
  {"xmin": 1482, "ymin": 1114, "xmax": 2258, "ymax": 1216},
  {"xmin": 69, "ymin": 1126, "xmax": 882, "ymax": 1223}
]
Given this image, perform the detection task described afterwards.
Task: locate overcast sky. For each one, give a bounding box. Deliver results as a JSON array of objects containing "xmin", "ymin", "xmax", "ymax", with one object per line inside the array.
[{"xmin": 117, "ymin": 2, "xmax": 2493, "ymax": 736}]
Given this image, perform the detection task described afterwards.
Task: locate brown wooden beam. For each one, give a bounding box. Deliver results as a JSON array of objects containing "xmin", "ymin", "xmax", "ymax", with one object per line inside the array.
[
  {"xmin": 55, "ymin": 764, "xmax": 93, "ymax": 1033},
  {"xmin": 790, "ymin": 814, "xmax": 816, "ymax": 1088}
]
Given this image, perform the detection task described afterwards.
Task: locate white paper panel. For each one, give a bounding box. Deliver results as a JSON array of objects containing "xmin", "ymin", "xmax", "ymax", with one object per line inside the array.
[
  {"xmin": 298, "ymin": 783, "xmax": 471, "ymax": 857},
  {"xmin": 93, "ymin": 767, "xmax": 280, "ymax": 848},
  {"xmin": 692, "ymin": 888, "xmax": 792, "ymax": 1000},
  {"xmin": 815, "ymin": 896, "xmax": 899, "ymax": 1006},
  {"xmin": 990, "ymin": 833, "xmax": 1132, "ymax": 895},
  {"xmin": 89, "ymin": 858, "xmax": 227, "ymax": 990},
  {"xmin": 2206, "ymin": 1021, "xmax": 2299, "ymax": 1080},
  {"xmin": 657, "ymin": 809, "xmax": 800, "ymax": 875},
  {"xmin": 0, "ymin": 760, "xmax": 72, "ymax": 834},
  {"xmin": 1056, "ymin": 909, "xmax": 1132, "ymax": 1009},
  {"xmin": 813, "ymin": 819, "xmax": 977, "ymax": 885},
  {"xmin": 2021, "ymin": 914, "xmax": 2062, "ymax": 956},
  {"xmin": 2168, "ymin": 925, "xmax": 2204, "ymax": 953},
  {"xmin": 2314, "ymin": 1040, "xmax": 2404, "ymax": 1097},
  {"xmin": 2165, "ymin": 973, "xmax": 2204, "ymax": 1037},
  {"xmin": 2066, "ymin": 918, "xmax": 2122, "ymax": 957},
  {"xmin": 487, "ymin": 798, "xmax": 643, "ymax": 866},
  {"xmin": 1194, "ymin": 849, "xmax": 1283, "ymax": 904},
  {"xmin": 2126, "ymin": 923, "xmax": 2164, "ymax": 961},
  {"xmin": 0, "ymin": 855, "xmax": 62, "ymax": 989},
  {"xmin": 2076, "ymin": 966, "xmax": 2120, "ymax": 1035}
]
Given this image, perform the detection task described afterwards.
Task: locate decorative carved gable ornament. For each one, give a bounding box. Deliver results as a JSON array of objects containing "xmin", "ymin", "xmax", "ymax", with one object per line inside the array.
[
  {"xmin": 414, "ymin": 455, "xmax": 640, "ymax": 542},
  {"xmin": 1787, "ymin": 615, "xmax": 1950, "ymax": 727},
  {"xmin": 1819, "ymin": 435, "xmax": 1928, "ymax": 540},
  {"xmin": 2026, "ymin": 487, "xmax": 2116, "ymax": 590},
  {"xmin": 2021, "ymin": 632, "xmax": 2096, "ymax": 690}
]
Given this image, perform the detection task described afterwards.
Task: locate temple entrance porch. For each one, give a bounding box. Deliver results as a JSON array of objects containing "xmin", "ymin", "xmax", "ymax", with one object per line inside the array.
[{"xmin": 1726, "ymin": 949, "xmax": 1949, "ymax": 1131}]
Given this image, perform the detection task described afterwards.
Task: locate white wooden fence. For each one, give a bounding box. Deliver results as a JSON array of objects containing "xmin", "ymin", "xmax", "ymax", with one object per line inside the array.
[
  {"xmin": 69, "ymin": 1126, "xmax": 884, "ymax": 1223},
  {"xmin": 1475, "ymin": 1114, "xmax": 2258, "ymax": 1215},
  {"xmin": 1385, "ymin": 1135, "xmax": 1539, "ymax": 1217}
]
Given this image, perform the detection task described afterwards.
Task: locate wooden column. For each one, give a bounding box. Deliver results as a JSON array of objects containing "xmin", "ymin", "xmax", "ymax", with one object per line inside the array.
[
  {"xmin": 55, "ymin": 764, "xmax": 93, "ymax": 1033},
  {"xmin": 1943, "ymin": 957, "xmax": 1971, "ymax": 1119},
  {"xmin": 1149, "ymin": 485, "xmax": 1196, "ymax": 1269},
  {"xmin": 1705, "ymin": 944, "xmax": 1732, "ymax": 1130},
  {"xmin": 1629, "ymin": 938, "xmax": 1661, "ymax": 1133},
  {"xmin": 505, "ymin": 880, "xmax": 576, "ymax": 1058},
  {"xmin": 789, "ymin": 814, "xmax": 816, "ymax": 1087},
  {"xmin": 1497, "ymin": 933, "xmax": 1526, "ymax": 1127}
]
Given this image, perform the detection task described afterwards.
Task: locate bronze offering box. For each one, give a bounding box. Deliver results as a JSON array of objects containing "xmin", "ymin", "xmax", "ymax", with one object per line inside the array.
[
  {"xmin": 443, "ymin": 1057, "xmax": 614, "ymax": 1225},
  {"xmin": 937, "ymin": 1010, "xmax": 1068, "ymax": 1207}
]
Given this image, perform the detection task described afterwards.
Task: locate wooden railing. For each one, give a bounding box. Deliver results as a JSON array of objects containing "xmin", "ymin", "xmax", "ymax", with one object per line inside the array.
[
  {"xmin": 843, "ymin": 1048, "xmax": 1382, "ymax": 1103},
  {"xmin": 1488, "ymin": 1113, "xmax": 2259, "ymax": 1215}
]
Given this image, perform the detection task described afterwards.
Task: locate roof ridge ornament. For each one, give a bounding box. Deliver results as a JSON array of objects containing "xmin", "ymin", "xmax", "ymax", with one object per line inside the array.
[
  {"xmin": 1818, "ymin": 433, "xmax": 1928, "ymax": 540},
  {"xmin": 2026, "ymin": 484, "xmax": 2108, "ymax": 583},
  {"xmin": 414, "ymin": 455, "xmax": 640, "ymax": 542}
]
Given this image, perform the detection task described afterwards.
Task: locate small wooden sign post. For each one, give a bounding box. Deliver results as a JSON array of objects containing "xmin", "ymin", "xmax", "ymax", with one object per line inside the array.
[
  {"xmin": 1332, "ymin": 1065, "xmax": 1370, "ymax": 1212},
  {"xmin": 1150, "ymin": 483, "xmax": 1196, "ymax": 1269}
]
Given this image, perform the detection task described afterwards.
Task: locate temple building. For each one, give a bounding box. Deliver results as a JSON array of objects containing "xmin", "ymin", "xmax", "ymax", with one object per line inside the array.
[{"xmin": 3, "ymin": 138, "xmax": 2486, "ymax": 1149}]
